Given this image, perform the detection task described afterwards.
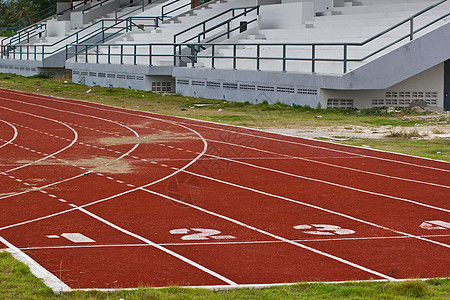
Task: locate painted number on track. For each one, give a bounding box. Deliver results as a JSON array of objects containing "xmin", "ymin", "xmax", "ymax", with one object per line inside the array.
[
  {"xmin": 169, "ymin": 228, "xmax": 236, "ymax": 241},
  {"xmin": 294, "ymin": 224, "xmax": 355, "ymax": 236},
  {"xmin": 420, "ymin": 220, "xmax": 450, "ymax": 230}
]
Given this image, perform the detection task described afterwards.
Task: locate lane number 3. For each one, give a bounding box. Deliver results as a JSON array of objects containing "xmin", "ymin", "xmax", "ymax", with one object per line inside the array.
[
  {"xmin": 294, "ymin": 224, "xmax": 355, "ymax": 236},
  {"xmin": 170, "ymin": 228, "xmax": 236, "ymax": 240}
]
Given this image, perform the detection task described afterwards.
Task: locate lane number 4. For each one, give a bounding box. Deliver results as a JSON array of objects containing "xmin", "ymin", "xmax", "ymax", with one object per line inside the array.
[
  {"xmin": 170, "ymin": 228, "xmax": 236, "ymax": 240},
  {"xmin": 294, "ymin": 224, "xmax": 355, "ymax": 236}
]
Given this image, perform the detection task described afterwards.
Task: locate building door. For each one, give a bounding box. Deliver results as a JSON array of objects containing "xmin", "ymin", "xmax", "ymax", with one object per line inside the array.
[{"xmin": 445, "ymin": 59, "xmax": 450, "ymax": 111}]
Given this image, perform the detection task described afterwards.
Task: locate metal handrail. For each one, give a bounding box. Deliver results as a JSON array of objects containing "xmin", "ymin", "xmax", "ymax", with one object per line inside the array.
[
  {"xmin": 64, "ymin": 0, "xmax": 449, "ymax": 73},
  {"xmin": 161, "ymin": 0, "xmax": 196, "ymax": 22},
  {"xmin": 174, "ymin": 5, "xmax": 259, "ymax": 43},
  {"xmin": 1, "ymin": 16, "xmax": 160, "ymax": 61},
  {"xmin": 2, "ymin": 23, "xmax": 47, "ymax": 47},
  {"xmin": 57, "ymin": 0, "xmax": 90, "ymax": 16},
  {"xmin": 115, "ymin": 0, "xmax": 154, "ymax": 19},
  {"xmin": 82, "ymin": 0, "xmax": 114, "ymax": 14}
]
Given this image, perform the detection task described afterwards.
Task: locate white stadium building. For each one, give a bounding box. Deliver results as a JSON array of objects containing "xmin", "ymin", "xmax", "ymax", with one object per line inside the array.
[{"xmin": 1, "ymin": 0, "xmax": 449, "ymax": 110}]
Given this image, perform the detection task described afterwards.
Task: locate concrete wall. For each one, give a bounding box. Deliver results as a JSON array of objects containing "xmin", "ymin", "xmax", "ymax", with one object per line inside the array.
[
  {"xmin": 259, "ymin": 2, "xmax": 314, "ymax": 29},
  {"xmin": 321, "ymin": 63, "xmax": 445, "ymax": 109},
  {"xmin": 173, "ymin": 67, "xmax": 321, "ymax": 107},
  {"xmin": 71, "ymin": 0, "xmax": 121, "ymax": 29},
  {"xmin": 47, "ymin": 20, "xmax": 71, "ymax": 37}
]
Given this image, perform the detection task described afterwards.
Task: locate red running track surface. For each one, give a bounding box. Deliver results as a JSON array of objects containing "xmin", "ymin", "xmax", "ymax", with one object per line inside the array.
[{"xmin": 0, "ymin": 88, "xmax": 449, "ymax": 291}]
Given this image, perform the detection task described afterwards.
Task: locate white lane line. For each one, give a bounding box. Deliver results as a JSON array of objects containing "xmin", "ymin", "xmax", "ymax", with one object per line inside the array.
[
  {"xmin": 0, "ymin": 120, "xmax": 18, "ymax": 149},
  {"xmin": 18, "ymin": 234, "xmax": 450, "ymax": 251},
  {"xmin": 206, "ymin": 138, "xmax": 450, "ymax": 190},
  {"xmin": 0, "ymin": 94, "xmax": 223, "ymax": 283},
  {"xmin": 0, "ymin": 236, "xmax": 71, "ymax": 293},
  {"xmin": 0, "ymin": 105, "xmax": 79, "ymax": 174},
  {"xmin": 143, "ymin": 189, "xmax": 395, "ymax": 281},
  {"xmin": 73, "ymin": 205, "xmax": 237, "ymax": 286},
  {"xmin": 199, "ymin": 149, "xmax": 450, "ymax": 213},
  {"xmin": 174, "ymin": 168, "xmax": 450, "ymax": 249},
  {"xmin": 173, "ymin": 120, "xmax": 450, "ymax": 173},
  {"xmin": 3, "ymin": 88, "xmax": 450, "ymax": 173}
]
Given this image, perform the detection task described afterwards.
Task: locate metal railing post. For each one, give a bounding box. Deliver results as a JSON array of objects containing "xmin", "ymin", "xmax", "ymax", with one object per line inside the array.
[
  {"xmin": 149, "ymin": 44, "xmax": 152, "ymax": 66},
  {"xmin": 41, "ymin": 45, "xmax": 44, "ymax": 61},
  {"xmin": 96, "ymin": 45, "xmax": 99, "ymax": 64},
  {"xmin": 191, "ymin": 45, "xmax": 195, "ymax": 67},
  {"xmin": 311, "ymin": 45, "xmax": 316, "ymax": 73},
  {"xmin": 256, "ymin": 44, "xmax": 260, "ymax": 71},
  {"xmin": 343, "ymin": 44, "xmax": 348, "ymax": 73},
  {"xmin": 85, "ymin": 45, "xmax": 88, "ymax": 63},
  {"xmin": 211, "ymin": 44, "xmax": 215, "ymax": 69},
  {"xmin": 233, "ymin": 44, "xmax": 237, "ymax": 70},
  {"xmin": 410, "ymin": 18, "xmax": 414, "ymax": 40},
  {"xmin": 75, "ymin": 45, "xmax": 78, "ymax": 62},
  {"xmin": 108, "ymin": 45, "xmax": 111, "ymax": 64},
  {"xmin": 134, "ymin": 44, "xmax": 137, "ymax": 65},
  {"xmin": 282, "ymin": 45, "xmax": 286, "ymax": 72},
  {"xmin": 120, "ymin": 45, "xmax": 124, "ymax": 64},
  {"xmin": 173, "ymin": 44, "xmax": 177, "ymax": 66}
]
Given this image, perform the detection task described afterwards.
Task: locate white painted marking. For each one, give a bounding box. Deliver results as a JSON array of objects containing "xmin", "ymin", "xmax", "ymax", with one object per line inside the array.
[
  {"xmin": 46, "ymin": 235, "xmax": 60, "ymax": 239},
  {"xmin": 0, "ymin": 120, "xmax": 18, "ymax": 149},
  {"xmin": 0, "ymin": 105, "xmax": 79, "ymax": 174},
  {"xmin": 420, "ymin": 220, "xmax": 450, "ymax": 230},
  {"xmin": 73, "ymin": 205, "xmax": 237, "ymax": 285},
  {"xmin": 0, "ymin": 236, "xmax": 71, "ymax": 293},
  {"xmin": 294, "ymin": 224, "xmax": 355, "ymax": 236},
  {"xmin": 149, "ymin": 190, "xmax": 395, "ymax": 280},
  {"xmin": 170, "ymin": 228, "xmax": 236, "ymax": 241},
  {"xmin": 183, "ymin": 120, "xmax": 450, "ymax": 172},
  {"xmin": 175, "ymin": 169, "xmax": 450, "ymax": 249},
  {"xmin": 18, "ymin": 234, "xmax": 450, "ymax": 251},
  {"xmin": 207, "ymin": 138, "xmax": 450, "ymax": 190},
  {"xmin": 61, "ymin": 233, "xmax": 95, "ymax": 243}
]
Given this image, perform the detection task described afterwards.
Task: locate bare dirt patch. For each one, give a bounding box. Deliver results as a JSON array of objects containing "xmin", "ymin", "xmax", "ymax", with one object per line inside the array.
[
  {"xmin": 262, "ymin": 124, "xmax": 450, "ymax": 140},
  {"xmin": 98, "ymin": 131, "xmax": 196, "ymax": 146},
  {"xmin": 72, "ymin": 157, "xmax": 134, "ymax": 174}
]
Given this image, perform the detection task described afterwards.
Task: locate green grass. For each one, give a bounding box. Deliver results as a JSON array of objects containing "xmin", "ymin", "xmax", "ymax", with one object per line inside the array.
[
  {"xmin": 1, "ymin": 251, "xmax": 449, "ymax": 299},
  {"xmin": 334, "ymin": 138, "xmax": 450, "ymax": 161},
  {"xmin": 0, "ymin": 73, "xmax": 447, "ymax": 129}
]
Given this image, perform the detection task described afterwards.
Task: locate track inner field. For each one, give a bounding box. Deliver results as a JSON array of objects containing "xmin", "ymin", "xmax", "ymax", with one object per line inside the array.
[{"xmin": 0, "ymin": 88, "xmax": 449, "ymax": 291}]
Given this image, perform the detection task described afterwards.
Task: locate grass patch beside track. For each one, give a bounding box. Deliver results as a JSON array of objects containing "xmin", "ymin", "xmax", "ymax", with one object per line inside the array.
[{"xmin": 0, "ymin": 252, "xmax": 449, "ymax": 299}]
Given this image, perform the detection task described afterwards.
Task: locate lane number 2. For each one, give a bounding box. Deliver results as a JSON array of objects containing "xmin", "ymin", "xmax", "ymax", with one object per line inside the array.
[
  {"xmin": 170, "ymin": 228, "xmax": 236, "ymax": 240},
  {"xmin": 294, "ymin": 224, "xmax": 355, "ymax": 236}
]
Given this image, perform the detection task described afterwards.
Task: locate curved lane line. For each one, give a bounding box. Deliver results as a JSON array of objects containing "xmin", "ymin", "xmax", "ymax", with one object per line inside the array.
[
  {"xmin": 0, "ymin": 120, "xmax": 209, "ymax": 231},
  {"xmin": 12, "ymin": 90, "xmax": 449, "ymax": 181},
  {"xmin": 0, "ymin": 105, "xmax": 78, "ymax": 173},
  {"xmin": 7, "ymin": 88, "xmax": 447, "ymax": 172},
  {"xmin": 0, "ymin": 95, "xmax": 239, "ymax": 286},
  {"xmin": 0, "ymin": 120, "xmax": 18, "ymax": 149}
]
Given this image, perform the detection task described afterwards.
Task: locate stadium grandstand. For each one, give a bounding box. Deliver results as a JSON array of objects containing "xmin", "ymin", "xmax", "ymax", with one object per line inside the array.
[{"xmin": 1, "ymin": 0, "xmax": 449, "ymax": 110}]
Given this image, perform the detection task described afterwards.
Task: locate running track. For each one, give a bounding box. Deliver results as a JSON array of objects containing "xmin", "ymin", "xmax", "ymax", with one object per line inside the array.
[{"xmin": 0, "ymin": 88, "xmax": 449, "ymax": 292}]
